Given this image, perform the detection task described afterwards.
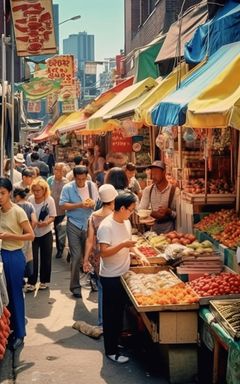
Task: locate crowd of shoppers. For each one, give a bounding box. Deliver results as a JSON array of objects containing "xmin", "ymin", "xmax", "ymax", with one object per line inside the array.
[{"xmin": 0, "ymin": 142, "xmax": 177, "ymax": 363}]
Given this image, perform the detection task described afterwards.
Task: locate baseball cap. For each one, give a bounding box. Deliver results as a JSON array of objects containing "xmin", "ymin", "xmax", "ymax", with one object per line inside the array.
[
  {"xmin": 99, "ymin": 184, "xmax": 118, "ymax": 203},
  {"xmin": 148, "ymin": 160, "xmax": 166, "ymax": 170}
]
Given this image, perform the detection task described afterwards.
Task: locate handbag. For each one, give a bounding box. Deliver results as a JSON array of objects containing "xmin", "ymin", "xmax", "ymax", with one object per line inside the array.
[{"xmin": 38, "ymin": 203, "xmax": 49, "ymax": 221}]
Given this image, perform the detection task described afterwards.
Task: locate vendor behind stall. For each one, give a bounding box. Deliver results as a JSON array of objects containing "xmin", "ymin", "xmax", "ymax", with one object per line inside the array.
[{"xmin": 139, "ymin": 161, "xmax": 176, "ymax": 234}]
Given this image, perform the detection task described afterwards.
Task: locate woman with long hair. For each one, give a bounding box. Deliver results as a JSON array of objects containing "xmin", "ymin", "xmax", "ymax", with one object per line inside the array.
[
  {"xmin": 27, "ymin": 178, "xmax": 56, "ymax": 291},
  {"xmin": 0, "ymin": 178, "xmax": 34, "ymax": 349}
]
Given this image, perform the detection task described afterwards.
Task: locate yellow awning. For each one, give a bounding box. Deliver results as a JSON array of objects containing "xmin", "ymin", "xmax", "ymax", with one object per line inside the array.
[
  {"xmin": 185, "ymin": 55, "xmax": 240, "ymax": 129},
  {"xmin": 100, "ymin": 62, "xmax": 203, "ymax": 127},
  {"xmin": 55, "ymin": 109, "xmax": 87, "ymax": 134},
  {"xmin": 86, "ymin": 77, "xmax": 158, "ymax": 132}
]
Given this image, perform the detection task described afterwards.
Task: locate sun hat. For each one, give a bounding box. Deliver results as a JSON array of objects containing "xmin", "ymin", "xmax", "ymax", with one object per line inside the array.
[
  {"xmin": 148, "ymin": 160, "xmax": 166, "ymax": 170},
  {"xmin": 99, "ymin": 184, "xmax": 118, "ymax": 203},
  {"xmin": 14, "ymin": 153, "xmax": 25, "ymax": 163}
]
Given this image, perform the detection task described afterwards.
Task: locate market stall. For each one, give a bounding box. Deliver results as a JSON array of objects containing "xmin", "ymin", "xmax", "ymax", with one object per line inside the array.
[{"xmin": 126, "ymin": 226, "xmax": 240, "ymax": 383}]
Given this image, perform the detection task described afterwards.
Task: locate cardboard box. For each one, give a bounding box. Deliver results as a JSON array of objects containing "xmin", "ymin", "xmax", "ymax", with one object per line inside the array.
[{"xmin": 159, "ymin": 311, "xmax": 198, "ymax": 344}]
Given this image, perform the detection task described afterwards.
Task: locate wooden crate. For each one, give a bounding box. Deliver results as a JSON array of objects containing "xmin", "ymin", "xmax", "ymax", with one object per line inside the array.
[
  {"xmin": 159, "ymin": 311, "xmax": 198, "ymax": 344},
  {"xmin": 210, "ymin": 299, "xmax": 240, "ymax": 340},
  {"xmin": 121, "ymin": 266, "xmax": 199, "ymax": 312}
]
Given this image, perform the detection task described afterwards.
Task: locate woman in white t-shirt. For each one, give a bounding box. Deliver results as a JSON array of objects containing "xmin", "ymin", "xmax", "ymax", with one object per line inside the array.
[
  {"xmin": 28, "ymin": 178, "xmax": 56, "ymax": 291},
  {"xmin": 97, "ymin": 191, "xmax": 137, "ymax": 364}
]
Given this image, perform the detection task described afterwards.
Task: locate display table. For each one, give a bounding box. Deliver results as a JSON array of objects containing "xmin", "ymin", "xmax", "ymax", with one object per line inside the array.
[
  {"xmin": 200, "ymin": 308, "xmax": 240, "ymax": 384},
  {"xmin": 122, "ymin": 267, "xmax": 199, "ymax": 383}
]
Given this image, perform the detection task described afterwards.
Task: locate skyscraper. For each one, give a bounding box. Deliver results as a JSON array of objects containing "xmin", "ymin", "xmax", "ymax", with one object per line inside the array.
[{"xmin": 63, "ymin": 32, "xmax": 96, "ymax": 100}]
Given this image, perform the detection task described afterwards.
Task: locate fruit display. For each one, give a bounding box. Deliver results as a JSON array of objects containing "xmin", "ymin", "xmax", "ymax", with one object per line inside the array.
[
  {"xmin": 123, "ymin": 270, "xmax": 199, "ymax": 306},
  {"xmin": 137, "ymin": 246, "xmax": 159, "ymax": 258},
  {"xmin": 183, "ymin": 178, "xmax": 234, "ymax": 194},
  {"xmin": 123, "ymin": 270, "xmax": 181, "ymax": 295},
  {"xmin": 0, "ymin": 307, "xmax": 11, "ymax": 360},
  {"xmin": 135, "ymin": 285, "xmax": 199, "ymax": 306},
  {"xmin": 165, "ymin": 231, "xmax": 196, "ymax": 246},
  {"xmin": 188, "ymin": 272, "xmax": 240, "ymax": 298},
  {"xmin": 194, "ymin": 209, "xmax": 240, "ymax": 249}
]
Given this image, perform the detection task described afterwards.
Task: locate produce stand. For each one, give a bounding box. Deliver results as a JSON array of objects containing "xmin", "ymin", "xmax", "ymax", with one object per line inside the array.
[
  {"xmin": 177, "ymin": 191, "xmax": 236, "ymax": 233},
  {"xmin": 122, "ymin": 266, "xmax": 199, "ymax": 383}
]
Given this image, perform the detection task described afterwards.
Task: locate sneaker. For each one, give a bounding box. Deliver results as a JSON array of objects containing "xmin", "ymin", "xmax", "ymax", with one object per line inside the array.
[
  {"xmin": 107, "ymin": 354, "xmax": 129, "ymax": 364},
  {"xmin": 26, "ymin": 284, "xmax": 36, "ymax": 292},
  {"xmin": 39, "ymin": 283, "xmax": 48, "ymax": 290}
]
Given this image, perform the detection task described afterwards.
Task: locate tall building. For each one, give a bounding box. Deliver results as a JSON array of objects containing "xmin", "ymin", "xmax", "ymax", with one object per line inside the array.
[{"xmin": 63, "ymin": 32, "xmax": 96, "ymax": 101}]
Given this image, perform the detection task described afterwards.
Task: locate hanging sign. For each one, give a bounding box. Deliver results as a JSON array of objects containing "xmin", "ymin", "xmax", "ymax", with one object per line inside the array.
[
  {"xmin": 27, "ymin": 100, "xmax": 41, "ymax": 113},
  {"xmin": 111, "ymin": 129, "xmax": 132, "ymax": 153},
  {"xmin": 10, "ymin": 0, "xmax": 57, "ymax": 57},
  {"xmin": 46, "ymin": 55, "xmax": 75, "ymax": 86},
  {"xmin": 18, "ymin": 77, "xmax": 61, "ymax": 100}
]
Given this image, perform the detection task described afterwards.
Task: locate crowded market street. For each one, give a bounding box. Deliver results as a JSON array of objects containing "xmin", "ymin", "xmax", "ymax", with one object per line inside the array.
[{"xmin": 0, "ymin": 251, "xmax": 170, "ymax": 384}]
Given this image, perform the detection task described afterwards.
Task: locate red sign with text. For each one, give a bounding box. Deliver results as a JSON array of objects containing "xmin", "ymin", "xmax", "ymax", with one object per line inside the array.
[
  {"xmin": 46, "ymin": 55, "xmax": 75, "ymax": 86},
  {"xmin": 111, "ymin": 130, "xmax": 132, "ymax": 153},
  {"xmin": 10, "ymin": 0, "xmax": 57, "ymax": 57}
]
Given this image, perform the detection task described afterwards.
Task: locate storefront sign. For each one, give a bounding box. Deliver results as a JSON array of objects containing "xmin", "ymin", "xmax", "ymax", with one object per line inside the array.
[
  {"xmin": 19, "ymin": 77, "xmax": 61, "ymax": 100},
  {"xmin": 62, "ymin": 99, "xmax": 77, "ymax": 114},
  {"xmin": 46, "ymin": 55, "xmax": 75, "ymax": 86},
  {"xmin": 10, "ymin": 0, "xmax": 57, "ymax": 57},
  {"xmin": 111, "ymin": 129, "xmax": 132, "ymax": 153},
  {"xmin": 27, "ymin": 100, "xmax": 41, "ymax": 113}
]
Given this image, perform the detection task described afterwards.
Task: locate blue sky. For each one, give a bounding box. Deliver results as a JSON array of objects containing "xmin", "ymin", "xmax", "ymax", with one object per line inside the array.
[{"xmin": 54, "ymin": 0, "xmax": 124, "ymax": 60}]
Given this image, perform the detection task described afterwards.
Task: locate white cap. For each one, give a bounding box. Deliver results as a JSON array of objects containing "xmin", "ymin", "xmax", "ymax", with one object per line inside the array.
[{"xmin": 99, "ymin": 184, "xmax": 118, "ymax": 203}]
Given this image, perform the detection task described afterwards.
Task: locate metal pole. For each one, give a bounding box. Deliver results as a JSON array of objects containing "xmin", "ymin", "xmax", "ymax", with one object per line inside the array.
[
  {"xmin": 10, "ymin": 24, "xmax": 15, "ymax": 184},
  {"xmin": 1, "ymin": 0, "xmax": 6, "ymax": 176},
  {"xmin": 1, "ymin": 34, "xmax": 6, "ymax": 176}
]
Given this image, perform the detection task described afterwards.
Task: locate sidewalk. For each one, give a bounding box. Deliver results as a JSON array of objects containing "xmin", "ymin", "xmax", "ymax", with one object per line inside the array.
[{"xmin": 0, "ymin": 255, "xmax": 169, "ymax": 384}]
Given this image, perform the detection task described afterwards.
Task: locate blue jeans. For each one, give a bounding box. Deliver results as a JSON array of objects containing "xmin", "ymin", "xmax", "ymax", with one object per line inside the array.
[{"xmin": 1, "ymin": 249, "xmax": 26, "ymax": 339}]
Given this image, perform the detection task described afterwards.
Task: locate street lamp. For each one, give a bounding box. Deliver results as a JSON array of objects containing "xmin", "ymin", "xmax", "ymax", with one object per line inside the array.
[{"xmin": 59, "ymin": 15, "xmax": 81, "ymax": 25}]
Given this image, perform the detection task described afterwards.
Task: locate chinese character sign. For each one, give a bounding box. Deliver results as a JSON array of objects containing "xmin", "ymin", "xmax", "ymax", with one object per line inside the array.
[
  {"xmin": 10, "ymin": 0, "xmax": 57, "ymax": 57},
  {"xmin": 111, "ymin": 129, "xmax": 132, "ymax": 153},
  {"xmin": 46, "ymin": 55, "xmax": 75, "ymax": 86}
]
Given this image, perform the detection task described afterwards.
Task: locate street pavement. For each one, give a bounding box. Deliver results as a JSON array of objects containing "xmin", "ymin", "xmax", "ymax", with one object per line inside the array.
[{"xmin": 0, "ymin": 253, "xmax": 170, "ymax": 384}]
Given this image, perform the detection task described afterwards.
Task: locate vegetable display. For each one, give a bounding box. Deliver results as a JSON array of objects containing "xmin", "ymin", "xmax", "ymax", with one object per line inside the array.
[
  {"xmin": 0, "ymin": 307, "xmax": 11, "ymax": 360},
  {"xmin": 188, "ymin": 273, "xmax": 240, "ymax": 297}
]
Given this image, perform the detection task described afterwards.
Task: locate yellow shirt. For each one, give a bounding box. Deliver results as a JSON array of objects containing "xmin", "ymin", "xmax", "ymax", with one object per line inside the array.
[{"xmin": 0, "ymin": 203, "xmax": 28, "ymax": 250}]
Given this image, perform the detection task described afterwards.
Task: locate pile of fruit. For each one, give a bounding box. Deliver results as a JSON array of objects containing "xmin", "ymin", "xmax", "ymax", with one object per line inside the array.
[
  {"xmin": 0, "ymin": 307, "xmax": 11, "ymax": 360},
  {"xmin": 135, "ymin": 285, "xmax": 199, "ymax": 306},
  {"xmin": 188, "ymin": 272, "xmax": 240, "ymax": 297},
  {"xmin": 183, "ymin": 178, "xmax": 234, "ymax": 194},
  {"xmin": 194, "ymin": 209, "xmax": 240, "ymax": 248},
  {"xmin": 123, "ymin": 270, "xmax": 199, "ymax": 306},
  {"xmin": 137, "ymin": 246, "xmax": 159, "ymax": 258}
]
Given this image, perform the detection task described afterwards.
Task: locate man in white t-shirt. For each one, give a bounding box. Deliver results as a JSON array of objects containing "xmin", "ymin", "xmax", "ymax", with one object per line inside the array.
[{"xmin": 97, "ymin": 191, "xmax": 137, "ymax": 364}]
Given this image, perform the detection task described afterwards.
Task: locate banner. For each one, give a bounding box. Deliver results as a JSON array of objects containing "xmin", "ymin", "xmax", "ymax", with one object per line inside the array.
[
  {"xmin": 46, "ymin": 55, "xmax": 75, "ymax": 86},
  {"xmin": 18, "ymin": 77, "xmax": 61, "ymax": 100},
  {"xmin": 110, "ymin": 129, "xmax": 132, "ymax": 153},
  {"xmin": 10, "ymin": 0, "xmax": 57, "ymax": 57}
]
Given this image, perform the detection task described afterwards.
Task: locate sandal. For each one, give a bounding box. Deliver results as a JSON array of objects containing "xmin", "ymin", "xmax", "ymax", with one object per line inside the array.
[
  {"xmin": 39, "ymin": 283, "xmax": 48, "ymax": 290},
  {"xmin": 26, "ymin": 284, "xmax": 36, "ymax": 292},
  {"xmin": 107, "ymin": 354, "xmax": 129, "ymax": 364}
]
